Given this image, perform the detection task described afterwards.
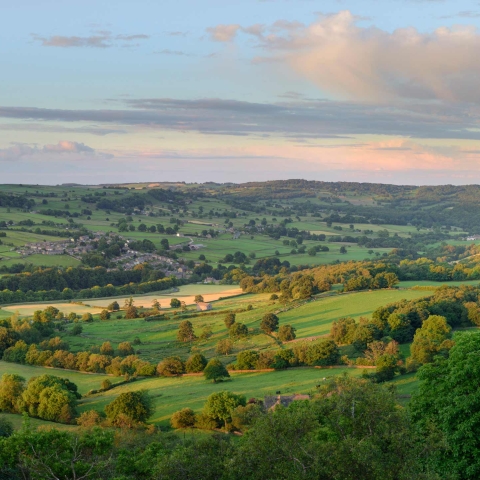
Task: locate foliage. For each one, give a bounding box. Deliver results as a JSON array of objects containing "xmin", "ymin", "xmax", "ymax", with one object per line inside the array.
[
  {"xmin": 260, "ymin": 313, "xmax": 279, "ymax": 334},
  {"xmin": 203, "ymin": 358, "xmax": 230, "ymax": 383},
  {"xmin": 157, "ymin": 356, "xmax": 185, "ymax": 377},
  {"xmin": 105, "ymin": 390, "xmax": 153, "ymax": 425},
  {"xmin": 171, "ymin": 408, "xmax": 196, "ymax": 429},
  {"xmin": 203, "ymin": 390, "xmax": 246, "ymax": 430},
  {"xmin": 185, "ymin": 353, "xmax": 207, "ymax": 373}
]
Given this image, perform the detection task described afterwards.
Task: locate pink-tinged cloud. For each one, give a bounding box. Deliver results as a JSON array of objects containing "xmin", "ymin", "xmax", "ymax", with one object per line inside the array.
[
  {"xmin": 236, "ymin": 10, "xmax": 480, "ymax": 103},
  {"xmin": 206, "ymin": 24, "xmax": 241, "ymax": 42},
  {"xmin": 0, "ymin": 141, "xmax": 111, "ymax": 161}
]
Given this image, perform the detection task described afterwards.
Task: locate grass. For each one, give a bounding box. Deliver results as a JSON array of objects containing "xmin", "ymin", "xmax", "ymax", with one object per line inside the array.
[
  {"xmin": 398, "ymin": 280, "xmax": 480, "ymax": 289},
  {"xmin": 278, "ymin": 289, "xmax": 430, "ymax": 338},
  {"xmin": 0, "ymin": 254, "xmax": 80, "ymax": 268}
]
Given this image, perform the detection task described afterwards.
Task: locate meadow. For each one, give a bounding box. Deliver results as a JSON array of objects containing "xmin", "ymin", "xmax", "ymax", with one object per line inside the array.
[{"xmin": 0, "ymin": 360, "xmax": 413, "ymax": 429}]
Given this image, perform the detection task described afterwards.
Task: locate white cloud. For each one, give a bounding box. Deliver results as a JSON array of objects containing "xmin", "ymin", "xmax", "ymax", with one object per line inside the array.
[{"xmin": 0, "ymin": 141, "xmax": 112, "ymax": 161}]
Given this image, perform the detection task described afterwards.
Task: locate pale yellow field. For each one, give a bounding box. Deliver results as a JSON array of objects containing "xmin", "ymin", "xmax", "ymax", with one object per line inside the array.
[
  {"xmin": 2, "ymin": 286, "xmax": 243, "ymax": 316},
  {"xmin": 85, "ymin": 288, "xmax": 243, "ymax": 310}
]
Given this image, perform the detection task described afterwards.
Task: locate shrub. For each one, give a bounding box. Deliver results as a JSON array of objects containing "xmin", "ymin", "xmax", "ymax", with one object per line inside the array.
[
  {"xmin": 278, "ymin": 324, "xmax": 296, "ymax": 342},
  {"xmin": 185, "ymin": 353, "xmax": 208, "ymax": 373},
  {"xmin": 100, "ymin": 310, "xmax": 110, "ymax": 321},
  {"xmin": 236, "ymin": 350, "xmax": 259, "ymax": 370},
  {"xmin": 229, "ymin": 322, "xmax": 248, "ymax": 339},
  {"xmin": 108, "ymin": 301, "xmax": 120, "ymax": 311},
  {"xmin": 260, "ymin": 313, "xmax": 279, "ymax": 334},
  {"xmin": 0, "ymin": 416, "xmax": 14, "ymax": 438},
  {"xmin": 81, "ymin": 313, "xmax": 93, "ymax": 323},
  {"xmin": 170, "ymin": 298, "xmax": 181, "ymax": 309},
  {"xmin": 125, "ymin": 306, "xmax": 138, "ymax": 319},
  {"xmin": 224, "ymin": 313, "xmax": 236, "ymax": 329},
  {"xmin": 100, "ymin": 341, "xmax": 114, "ymax": 356},
  {"xmin": 177, "ymin": 320, "xmax": 196, "ymax": 342},
  {"xmin": 203, "ymin": 358, "xmax": 230, "ymax": 383},
  {"xmin": 105, "ymin": 390, "xmax": 153, "ymax": 425},
  {"xmin": 171, "ymin": 408, "xmax": 196, "ymax": 429},
  {"xmin": 216, "ymin": 339, "xmax": 233, "ymax": 355},
  {"xmin": 157, "ymin": 356, "xmax": 185, "ymax": 377},
  {"xmin": 101, "ymin": 379, "xmax": 112, "ymax": 391},
  {"xmin": 118, "ymin": 342, "xmax": 134, "ymax": 357},
  {"xmin": 77, "ymin": 409, "xmax": 103, "ymax": 428},
  {"xmin": 71, "ymin": 324, "xmax": 83, "ymax": 336}
]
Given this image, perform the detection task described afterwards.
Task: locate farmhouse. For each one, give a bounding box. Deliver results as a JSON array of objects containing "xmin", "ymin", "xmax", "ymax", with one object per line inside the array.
[
  {"xmin": 264, "ymin": 394, "xmax": 310, "ymax": 411},
  {"xmin": 196, "ymin": 302, "xmax": 213, "ymax": 311}
]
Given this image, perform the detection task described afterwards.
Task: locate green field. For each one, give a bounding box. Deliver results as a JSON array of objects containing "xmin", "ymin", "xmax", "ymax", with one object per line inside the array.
[
  {"xmin": 278, "ymin": 289, "xmax": 429, "ymax": 338},
  {"xmin": 0, "ymin": 360, "xmax": 409, "ymax": 429},
  {"xmin": 398, "ymin": 280, "xmax": 480, "ymax": 289}
]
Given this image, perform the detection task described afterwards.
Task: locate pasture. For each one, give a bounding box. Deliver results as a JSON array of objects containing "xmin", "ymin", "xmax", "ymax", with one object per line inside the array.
[{"xmin": 0, "ymin": 360, "xmax": 417, "ymax": 429}]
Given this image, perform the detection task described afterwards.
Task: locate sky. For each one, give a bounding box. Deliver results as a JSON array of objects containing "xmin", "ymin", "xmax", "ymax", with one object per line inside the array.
[{"xmin": 2, "ymin": 0, "xmax": 480, "ymax": 185}]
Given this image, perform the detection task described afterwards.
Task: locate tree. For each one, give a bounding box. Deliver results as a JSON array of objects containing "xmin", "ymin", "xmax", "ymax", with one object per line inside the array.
[
  {"xmin": 304, "ymin": 340, "xmax": 340, "ymax": 366},
  {"xmin": 185, "ymin": 353, "xmax": 208, "ymax": 373},
  {"xmin": 340, "ymin": 246, "xmax": 347, "ymax": 254},
  {"xmin": 177, "ymin": 320, "xmax": 196, "ymax": 342},
  {"xmin": 229, "ymin": 322, "xmax": 249, "ymax": 339},
  {"xmin": 99, "ymin": 309, "xmax": 110, "ymax": 321},
  {"xmin": 0, "ymin": 416, "xmax": 13, "ymax": 438},
  {"xmin": 0, "ymin": 373, "xmax": 25, "ymax": 413},
  {"xmin": 278, "ymin": 324, "xmax": 296, "ymax": 342},
  {"xmin": 260, "ymin": 313, "xmax": 279, "ymax": 334},
  {"xmin": 125, "ymin": 305, "xmax": 138, "ymax": 319},
  {"xmin": 170, "ymin": 298, "xmax": 181, "ymax": 309},
  {"xmin": 236, "ymin": 350, "xmax": 259, "ymax": 370},
  {"xmin": 124, "ymin": 296, "xmax": 134, "ymax": 308},
  {"xmin": 81, "ymin": 313, "xmax": 93, "ymax": 323},
  {"xmin": 157, "ymin": 356, "xmax": 185, "ymax": 376},
  {"xmin": 71, "ymin": 324, "xmax": 83, "ymax": 336},
  {"xmin": 105, "ymin": 390, "xmax": 153, "ymax": 425},
  {"xmin": 160, "ymin": 238, "xmax": 170, "ymax": 250},
  {"xmin": 204, "ymin": 391, "xmax": 246, "ymax": 431},
  {"xmin": 99, "ymin": 341, "xmax": 114, "ymax": 356},
  {"xmin": 194, "ymin": 295, "xmax": 204, "ymax": 303},
  {"xmin": 171, "ymin": 408, "xmax": 196, "ymax": 429},
  {"xmin": 410, "ymin": 332, "xmax": 480, "ymax": 479},
  {"xmin": 410, "ymin": 315, "xmax": 452, "ymax": 364},
  {"xmin": 152, "ymin": 299, "xmax": 161, "ymax": 310},
  {"xmin": 118, "ymin": 342, "xmax": 134, "ymax": 356},
  {"xmin": 203, "ymin": 358, "xmax": 230, "ymax": 383},
  {"xmin": 224, "ymin": 313, "xmax": 236, "ymax": 329},
  {"xmin": 107, "ymin": 301, "xmax": 120, "ymax": 311},
  {"xmin": 216, "ymin": 339, "xmax": 233, "ymax": 355},
  {"xmin": 22, "ymin": 375, "xmax": 78, "ymax": 423},
  {"xmin": 375, "ymin": 353, "xmax": 398, "ymax": 382},
  {"xmin": 330, "ymin": 317, "xmax": 356, "ymax": 344}
]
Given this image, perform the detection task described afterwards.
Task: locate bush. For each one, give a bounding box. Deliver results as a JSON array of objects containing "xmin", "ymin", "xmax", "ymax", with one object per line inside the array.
[
  {"xmin": 170, "ymin": 298, "xmax": 181, "ymax": 308},
  {"xmin": 224, "ymin": 313, "xmax": 236, "ymax": 329},
  {"xmin": 105, "ymin": 390, "xmax": 153, "ymax": 425},
  {"xmin": 195, "ymin": 411, "xmax": 218, "ymax": 430},
  {"xmin": 157, "ymin": 356, "xmax": 185, "ymax": 377},
  {"xmin": 100, "ymin": 310, "xmax": 110, "ymax": 321},
  {"xmin": 260, "ymin": 313, "xmax": 279, "ymax": 334},
  {"xmin": 270, "ymin": 294, "xmax": 279, "ymax": 300},
  {"xmin": 216, "ymin": 339, "xmax": 233, "ymax": 355},
  {"xmin": 76, "ymin": 409, "xmax": 103, "ymax": 427},
  {"xmin": 81, "ymin": 313, "xmax": 93, "ymax": 323},
  {"xmin": 125, "ymin": 306, "xmax": 138, "ymax": 319},
  {"xmin": 236, "ymin": 350, "xmax": 259, "ymax": 370},
  {"xmin": 101, "ymin": 379, "xmax": 112, "ymax": 391},
  {"xmin": 108, "ymin": 301, "xmax": 120, "ymax": 311},
  {"xmin": 71, "ymin": 324, "xmax": 83, "ymax": 336},
  {"xmin": 278, "ymin": 324, "xmax": 296, "ymax": 342},
  {"xmin": 0, "ymin": 416, "xmax": 14, "ymax": 438},
  {"xmin": 118, "ymin": 342, "xmax": 134, "ymax": 356},
  {"xmin": 229, "ymin": 322, "xmax": 248, "ymax": 339},
  {"xmin": 185, "ymin": 353, "xmax": 208, "ymax": 373},
  {"xmin": 203, "ymin": 358, "xmax": 230, "ymax": 383},
  {"xmin": 171, "ymin": 408, "xmax": 196, "ymax": 429}
]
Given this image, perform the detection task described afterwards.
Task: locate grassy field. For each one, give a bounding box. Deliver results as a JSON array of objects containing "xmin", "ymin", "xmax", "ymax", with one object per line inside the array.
[
  {"xmin": 398, "ymin": 280, "xmax": 480, "ymax": 289},
  {"xmin": 0, "ymin": 360, "xmax": 418, "ymax": 429},
  {"xmin": 278, "ymin": 289, "xmax": 430, "ymax": 338}
]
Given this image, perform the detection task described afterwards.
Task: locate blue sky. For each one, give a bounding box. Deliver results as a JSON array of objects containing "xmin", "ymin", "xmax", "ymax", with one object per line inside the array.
[{"xmin": 2, "ymin": 0, "xmax": 480, "ymax": 184}]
